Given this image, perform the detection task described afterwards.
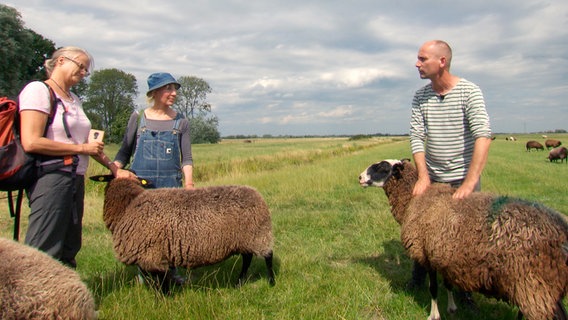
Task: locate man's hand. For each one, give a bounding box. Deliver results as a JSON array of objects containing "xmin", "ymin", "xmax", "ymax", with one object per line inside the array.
[
  {"xmin": 412, "ymin": 176, "xmax": 431, "ymax": 196},
  {"xmin": 452, "ymin": 184, "xmax": 475, "ymax": 199}
]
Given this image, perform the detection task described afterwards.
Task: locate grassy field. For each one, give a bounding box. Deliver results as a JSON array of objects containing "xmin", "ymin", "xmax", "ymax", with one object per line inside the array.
[{"xmin": 1, "ymin": 134, "xmax": 567, "ymax": 319}]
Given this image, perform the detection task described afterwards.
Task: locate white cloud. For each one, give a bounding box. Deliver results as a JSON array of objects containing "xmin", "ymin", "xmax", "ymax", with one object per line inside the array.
[{"xmin": 6, "ymin": 0, "xmax": 568, "ymax": 135}]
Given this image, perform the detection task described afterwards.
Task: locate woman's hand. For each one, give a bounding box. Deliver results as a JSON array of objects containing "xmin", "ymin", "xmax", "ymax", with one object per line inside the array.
[
  {"xmin": 82, "ymin": 141, "xmax": 104, "ymax": 155},
  {"xmin": 116, "ymin": 169, "xmax": 137, "ymax": 180}
]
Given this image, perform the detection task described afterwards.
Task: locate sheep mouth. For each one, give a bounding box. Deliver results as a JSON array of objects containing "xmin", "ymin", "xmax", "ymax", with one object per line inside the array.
[
  {"xmin": 360, "ymin": 181, "xmax": 371, "ymax": 187},
  {"xmin": 359, "ymin": 175, "xmax": 372, "ymax": 187}
]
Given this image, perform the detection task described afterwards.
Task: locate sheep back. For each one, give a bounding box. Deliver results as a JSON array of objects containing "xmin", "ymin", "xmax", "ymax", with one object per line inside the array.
[
  {"xmin": 403, "ymin": 187, "xmax": 568, "ymax": 318},
  {"xmin": 526, "ymin": 140, "xmax": 544, "ymax": 151},
  {"xmin": 104, "ymin": 180, "xmax": 273, "ymax": 272},
  {"xmin": 545, "ymin": 139, "xmax": 562, "ymax": 149},
  {"xmin": 0, "ymin": 237, "xmax": 96, "ymax": 320},
  {"xmin": 548, "ymin": 146, "xmax": 567, "ymax": 163}
]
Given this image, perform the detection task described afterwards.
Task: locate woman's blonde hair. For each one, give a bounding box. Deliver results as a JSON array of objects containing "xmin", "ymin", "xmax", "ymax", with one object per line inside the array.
[
  {"xmin": 146, "ymin": 94, "xmax": 155, "ymax": 105},
  {"xmin": 44, "ymin": 46, "xmax": 94, "ymax": 77}
]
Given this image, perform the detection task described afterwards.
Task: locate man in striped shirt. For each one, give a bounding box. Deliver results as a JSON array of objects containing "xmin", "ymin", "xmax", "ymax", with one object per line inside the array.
[
  {"xmin": 407, "ymin": 40, "xmax": 492, "ymax": 292},
  {"xmin": 410, "ymin": 40, "xmax": 492, "ymax": 199}
]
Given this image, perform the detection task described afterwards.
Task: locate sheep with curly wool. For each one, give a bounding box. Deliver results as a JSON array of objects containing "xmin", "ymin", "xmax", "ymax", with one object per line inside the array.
[
  {"xmin": 359, "ymin": 159, "xmax": 568, "ymax": 320},
  {"xmin": 0, "ymin": 237, "xmax": 96, "ymax": 319},
  {"xmin": 100, "ymin": 176, "xmax": 275, "ymax": 292}
]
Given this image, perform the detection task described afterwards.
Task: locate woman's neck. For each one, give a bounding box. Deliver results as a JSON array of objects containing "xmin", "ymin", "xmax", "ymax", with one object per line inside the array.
[
  {"xmin": 145, "ymin": 106, "xmax": 176, "ymax": 120},
  {"xmin": 47, "ymin": 77, "xmax": 74, "ymax": 102}
]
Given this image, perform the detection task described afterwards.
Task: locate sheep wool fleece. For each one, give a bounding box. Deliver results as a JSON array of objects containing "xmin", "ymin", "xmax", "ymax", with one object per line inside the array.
[
  {"xmin": 383, "ymin": 160, "xmax": 568, "ymax": 320},
  {"xmin": 0, "ymin": 237, "xmax": 96, "ymax": 320},
  {"xmin": 103, "ymin": 178, "xmax": 274, "ymax": 272}
]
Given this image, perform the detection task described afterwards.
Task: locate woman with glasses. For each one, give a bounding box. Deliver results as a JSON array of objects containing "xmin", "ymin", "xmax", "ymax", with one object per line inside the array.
[{"xmin": 18, "ymin": 46, "xmax": 133, "ymax": 268}]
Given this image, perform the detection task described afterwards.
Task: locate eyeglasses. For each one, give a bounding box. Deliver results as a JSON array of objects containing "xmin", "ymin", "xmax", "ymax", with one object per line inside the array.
[
  {"xmin": 161, "ymin": 83, "xmax": 179, "ymax": 92},
  {"xmin": 63, "ymin": 56, "xmax": 90, "ymax": 76}
]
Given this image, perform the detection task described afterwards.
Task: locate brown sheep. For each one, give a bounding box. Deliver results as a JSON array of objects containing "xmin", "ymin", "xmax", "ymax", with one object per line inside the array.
[
  {"xmin": 546, "ymin": 139, "xmax": 562, "ymax": 149},
  {"xmin": 0, "ymin": 237, "xmax": 96, "ymax": 319},
  {"xmin": 548, "ymin": 146, "xmax": 567, "ymax": 164},
  {"xmin": 526, "ymin": 140, "xmax": 544, "ymax": 151},
  {"xmin": 98, "ymin": 176, "xmax": 275, "ymax": 293},
  {"xmin": 359, "ymin": 159, "xmax": 568, "ymax": 320}
]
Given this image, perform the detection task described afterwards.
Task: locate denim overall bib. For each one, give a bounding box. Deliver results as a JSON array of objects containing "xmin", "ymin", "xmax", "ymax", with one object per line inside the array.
[{"xmin": 131, "ymin": 113, "xmax": 183, "ymax": 188}]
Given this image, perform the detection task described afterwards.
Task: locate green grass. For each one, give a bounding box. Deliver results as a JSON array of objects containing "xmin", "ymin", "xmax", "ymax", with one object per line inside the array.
[{"xmin": 1, "ymin": 134, "xmax": 567, "ymax": 319}]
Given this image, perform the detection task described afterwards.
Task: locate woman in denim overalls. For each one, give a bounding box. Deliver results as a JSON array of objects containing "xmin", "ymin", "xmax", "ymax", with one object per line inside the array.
[
  {"xmin": 113, "ymin": 73, "xmax": 194, "ymax": 286},
  {"xmin": 114, "ymin": 72, "xmax": 194, "ymax": 190}
]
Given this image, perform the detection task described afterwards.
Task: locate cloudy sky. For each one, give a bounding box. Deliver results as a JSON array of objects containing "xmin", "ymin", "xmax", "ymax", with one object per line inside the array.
[{"xmin": 8, "ymin": 0, "xmax": 568, "ymax": 136}]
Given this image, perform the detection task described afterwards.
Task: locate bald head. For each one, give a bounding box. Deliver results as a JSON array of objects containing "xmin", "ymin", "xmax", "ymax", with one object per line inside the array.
[{"xmin": 421, "ymin": 40, "xmax": 453, "ymax": 70}]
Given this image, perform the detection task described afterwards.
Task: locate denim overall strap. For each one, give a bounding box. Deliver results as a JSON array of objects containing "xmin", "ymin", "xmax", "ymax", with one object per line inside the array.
[{"xmin": 131, "ymin": 113, "xmax": 183, "ymax": 188}]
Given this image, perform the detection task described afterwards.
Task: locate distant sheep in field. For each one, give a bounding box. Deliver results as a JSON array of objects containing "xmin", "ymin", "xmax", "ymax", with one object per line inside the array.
[
  {"xmin": 546, "ymin": 139, "xmax": 562, "ymax": 149},
  {"xmin": 0, "ymin": 237, "xmax": 96, "ymax": 319},
  {"xmin": 95, "ymin": 176, "xmax": 276, "ymax": 293},
  {"xmin": 506, "ymin": 136, "xmax": 517, "ymax": 141},
  {"xmin": 526, "ymin": 140, "xmax": 544, "ymax": 151},
  {"xmin": 548, "ymin": 147, "xmax": 567, "ymax": 164},
  {"xmin": 359, "ymin": 159, "xmax": 568, "ymax": 320}
]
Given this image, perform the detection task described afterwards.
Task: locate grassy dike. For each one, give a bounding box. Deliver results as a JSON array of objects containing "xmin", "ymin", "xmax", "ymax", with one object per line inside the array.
[{"xmin": 1, "ymin": 134, "xmax": 566, "ymax": 319}]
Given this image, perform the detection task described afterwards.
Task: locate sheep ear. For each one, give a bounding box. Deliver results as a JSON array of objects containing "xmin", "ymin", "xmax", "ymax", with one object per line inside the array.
[
  {"xmin": 89, "ymin": 174, "xmax": 115, "ymax": 182},
  {"xmin": 392, "ymin": 162, "xmax": 405, "ymax": 179}
]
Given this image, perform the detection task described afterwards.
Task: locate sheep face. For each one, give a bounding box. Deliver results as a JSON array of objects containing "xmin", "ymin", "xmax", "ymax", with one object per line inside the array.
[{"xmin": 359, "ymin": 159, "xmax": 404, "ymax": 188}]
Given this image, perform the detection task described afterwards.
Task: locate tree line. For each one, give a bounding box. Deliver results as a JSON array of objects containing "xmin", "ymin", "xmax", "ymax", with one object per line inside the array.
[{"xmin": 0, "ymin": 4, "xmax": 220, "ymax": 144}]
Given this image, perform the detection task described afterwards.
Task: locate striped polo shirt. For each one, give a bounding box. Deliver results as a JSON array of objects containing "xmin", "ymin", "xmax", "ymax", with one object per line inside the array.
[{"xmin": 410, "ymin": 78, "xmax": 492, "ymax": 183}]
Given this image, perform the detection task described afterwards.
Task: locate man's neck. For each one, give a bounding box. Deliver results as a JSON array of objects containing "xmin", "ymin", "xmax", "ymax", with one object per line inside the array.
[{"xmin": 431, "ymin": 73, "xmax": 460, "ymax": 95}]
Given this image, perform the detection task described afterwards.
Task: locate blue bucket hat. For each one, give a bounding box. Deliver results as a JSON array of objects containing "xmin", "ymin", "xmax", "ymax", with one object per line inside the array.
[{"xmin": 146, "ymin": 72, "xmax": 181, "ymax": 97}]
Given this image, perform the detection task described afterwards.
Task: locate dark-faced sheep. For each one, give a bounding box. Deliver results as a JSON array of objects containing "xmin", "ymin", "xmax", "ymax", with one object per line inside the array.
[
  {"xmin": 0, "ymin": 237, "xmax": 96, "ymax": 319},
  {"xmin": 359, "ymin": 159, "xmax": 568, "ymax": 320},
  {"xmin": 548, "ymin": 146, "xmax": 567, "ymax": 164},
  {"xmin": 526, "ymin": 140, "xmax": 544, "ymax": 151},
  {"xmin": 98, "ymin": 176, "xmax": 275, "ymax": 293},
  {"xmin": 546, "ymin": 139, "xmax": 563, "ymax": 150}
]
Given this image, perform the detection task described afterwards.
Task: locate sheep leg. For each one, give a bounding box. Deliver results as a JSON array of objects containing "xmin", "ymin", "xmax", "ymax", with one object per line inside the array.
[
  {"xmin": 265, "ymin": 250, "xmax": 276, "ymax": 286},
  {"xmin": 139, "ymin": 268, "xmax": 171, "ymax": 295},
  {"xmin": 427, "ymin": 270, "xmax": 441, "ymax": 320},
  {"xmin": 443, "ymin": 277, "xmax": 457, "ymax": 314},
  {"xmin": 237, "ymin": 253, "xmax": 253, "ymax": 287},
  {"xmin": 554, "ymin": 300, "xmax": 568, "ymax": 320},
  {"xmin": 159, "ymin": 271, "xmax": 172, "ymax": 295}
]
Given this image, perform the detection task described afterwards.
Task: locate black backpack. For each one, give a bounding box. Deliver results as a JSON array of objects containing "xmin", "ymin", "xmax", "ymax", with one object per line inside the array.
[{"xmin": 0, "ymin": 81, "xmax": 78, "ymax": 240}]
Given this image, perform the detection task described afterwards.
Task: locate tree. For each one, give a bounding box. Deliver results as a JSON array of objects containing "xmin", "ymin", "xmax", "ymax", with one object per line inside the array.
[
  {"xmin": 0, "ymin": 4, "xmax": 55, "ymax": 96},
  {"xmin": 175, "ymin": 76, "xmax": 212, "ymax": 119},
  {"xmin": 190, "ymin": 111, "xmax": 221, "ymax": 144},
  {"xmin": 83, "ymin": 69, "xmax": 138, "ymax": 143},
  {"xmin": 174, "ymin": 75, "xmax": 220, "ymax": 144}
]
